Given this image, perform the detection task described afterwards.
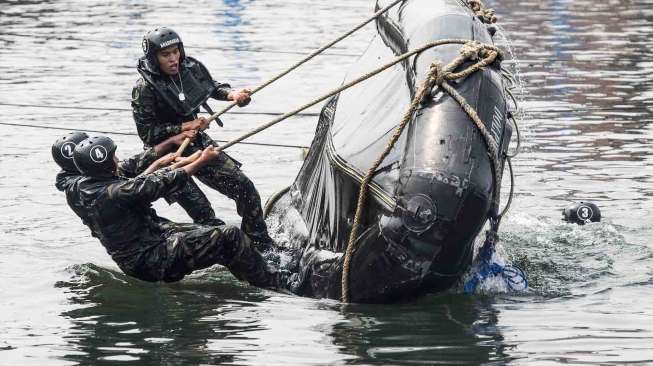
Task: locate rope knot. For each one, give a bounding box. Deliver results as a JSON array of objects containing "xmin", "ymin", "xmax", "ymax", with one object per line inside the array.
[
  {"xmin": 479, "ymin": 47, "xmax": 492, "ymax": 59},
  {"xmin": 467, "ymin": 0, "xmax": 481, "ymax": 12},
  {"xmin": 482, "ymin": 8, "xmax": 498, "ymax": 24},
  {"xmin": 466, "ymin": 0, "xmax": 498, "ymax": 24},
  {"xmin": 460, "ymin": 41, "xmax": 482, "ymax": 60},
  {"xmin": 429, "ymin": 61, "xmax": 446, "ymax": 86}
]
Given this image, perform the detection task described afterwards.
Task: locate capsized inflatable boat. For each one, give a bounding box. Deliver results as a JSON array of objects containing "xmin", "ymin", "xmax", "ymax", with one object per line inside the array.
[{"xmin": 266, "ymin": 0, "xmax": 515, "ymax": 303}]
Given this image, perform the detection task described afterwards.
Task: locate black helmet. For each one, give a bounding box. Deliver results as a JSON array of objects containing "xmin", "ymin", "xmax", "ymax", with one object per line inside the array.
[
  {"xmin": 73, "ymin": 136, "xmax": 118, "ymax": 177},
  {"xmin": 52, "ymin": 131, "xmax": 89, "ymax": 172},
  {"xmin": 562, "ymin": 201, "xmax": 601, "ymax": 225},
  {"xmin": 142, "ymin": 27, "xmax": 185, "ymax": 68}
]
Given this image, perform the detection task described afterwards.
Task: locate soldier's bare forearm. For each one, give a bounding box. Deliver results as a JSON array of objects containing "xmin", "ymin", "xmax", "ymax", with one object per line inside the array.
[
  {"xmin": 171, "ymin": 151, "xmax": 201, "ymax": 169},
  {"xmin": 180, "ymin": 147, "xmax": 220, "ymax": 175},
  {"xmin": 153, "ymin": 130, "xmax": 198, "ymax": 156}
]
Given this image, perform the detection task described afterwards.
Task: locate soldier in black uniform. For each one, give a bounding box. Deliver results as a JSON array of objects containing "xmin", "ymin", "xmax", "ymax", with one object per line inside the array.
[
  {"xmin": 53, "ymin": 130, "xmax": 200, "ymax": 223},
  {"xmin": 131, "ymin": 27, "xmax": 273, "ymax": 250},
  {"xmin": 63, "ymin": 135, "xmax": 283, "ymax": 287}
]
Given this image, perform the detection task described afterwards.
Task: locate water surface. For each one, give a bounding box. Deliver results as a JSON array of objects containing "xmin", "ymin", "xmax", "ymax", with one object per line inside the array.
[{"xmin": 0, "ymin": 0, "xmax": 652, "ymax": 364}]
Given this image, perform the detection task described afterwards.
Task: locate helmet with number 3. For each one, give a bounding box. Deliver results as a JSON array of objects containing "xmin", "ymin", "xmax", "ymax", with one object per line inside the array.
[
  {"xmin": 73, "ymin": 136, "xmax": 118, "ymax": 177},
  {"xmin": 52, "ymin": 131, "xmax": 90, "ymax": 172},
  {"xmin": 562, "ymin": 201, "xmax": 601, "ymax": 225}
]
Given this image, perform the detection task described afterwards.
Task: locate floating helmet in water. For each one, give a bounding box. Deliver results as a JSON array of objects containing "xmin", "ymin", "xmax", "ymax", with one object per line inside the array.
[{"xmin": 562, "ymin": 201, "xmax": 601, "ymax": 225}]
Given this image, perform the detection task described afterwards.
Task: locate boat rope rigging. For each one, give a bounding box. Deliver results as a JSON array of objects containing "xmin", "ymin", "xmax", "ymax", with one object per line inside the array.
[
  {"xmin": 0, "ymin": 122, "xmax": 309, "ymax": 150},
  {"xmin": 338, "ymin": 40, "xmax": 510, "ymax": 302},
  {"xmin": 467, "ymin": 0, "xmax": 498, "ymax": 24},
  {"xmin": 0, "ymin": 102, "xmax": 319, "ymax": 117},
  {"xmin": 174, "ymin": 0, "xmax": 407, "ymax": 155},
  {"xmin": 151, "ymin": 0, "xmax": 520, "ymax": 302}
]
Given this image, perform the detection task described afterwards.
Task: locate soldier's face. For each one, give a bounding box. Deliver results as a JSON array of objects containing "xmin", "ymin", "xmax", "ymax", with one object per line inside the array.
[{"xmin": 157, "ymin": 45, "xmax": 180, "ymax": 75}]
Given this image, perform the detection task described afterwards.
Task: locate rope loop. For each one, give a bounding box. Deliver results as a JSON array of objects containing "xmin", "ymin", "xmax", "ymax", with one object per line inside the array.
[
  {"xmin": 460, "ymin": 40, "xmax": 482, "ymax": 61},
  {"xmin": 430, "ymin": 61, "xmax": 446, "ymax": 87}
]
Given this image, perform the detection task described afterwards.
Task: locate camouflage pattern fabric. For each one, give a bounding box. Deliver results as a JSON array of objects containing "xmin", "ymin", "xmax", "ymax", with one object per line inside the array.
[
  {"xmin": 61, "ymin": 167, "xmax": 278, "ymax": 287},
  {"xmin": 131, "ymin": 61, "xmax": 272, "ymax": 248}
]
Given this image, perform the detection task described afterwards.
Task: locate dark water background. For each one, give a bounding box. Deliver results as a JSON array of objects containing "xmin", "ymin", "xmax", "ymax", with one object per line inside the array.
[{"xmin": 1, "ymin": 0, "xmax": 652, "ymax": 364}]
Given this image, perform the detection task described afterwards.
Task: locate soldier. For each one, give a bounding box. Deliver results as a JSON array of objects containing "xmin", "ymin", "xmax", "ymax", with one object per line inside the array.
[
  {"xmin": 52, "ymin": 130, "xmax": 201, "ymax": 223},
  {"xmin": 131, "ymin": 27, "xmax": 273, "ymax": 251},
  {"xmin": 64, "ymin": 135, "xmax": 284, "ymax": 287}
]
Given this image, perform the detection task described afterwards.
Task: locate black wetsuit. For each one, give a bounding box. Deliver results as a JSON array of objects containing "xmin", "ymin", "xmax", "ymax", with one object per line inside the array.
[
  {"xmin": 57, "ymin": 161, "xmax": 277, "ymax": 286},
  {"xmin": 131, "ymin": 56, "xmax": 272, "ymax": 247}
]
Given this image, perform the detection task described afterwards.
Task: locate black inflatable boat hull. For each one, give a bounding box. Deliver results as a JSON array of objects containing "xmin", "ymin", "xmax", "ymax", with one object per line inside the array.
[{"xmin": 269, "ymin": 0, "xmax": 512, "ymax": 303}]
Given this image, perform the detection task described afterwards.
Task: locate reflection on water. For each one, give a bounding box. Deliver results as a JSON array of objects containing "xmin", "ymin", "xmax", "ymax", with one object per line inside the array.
[
  {"xmin": 491, "ymin": 0, "xmax": 653, "ymax": 221},
  {"xmin": 57, "ymin": 264, "xmax": 507, "ymax": 365},
  {"xmin": 57, "ymin": 264, "xmax": 270, "ymax": 364},
  {"xmin": 333, "ymin": 296, "xmax": 508, "ymax": 365},
  {"xmin": 1, "ymin": 0, "xmax": 652, "ymax": 364}
]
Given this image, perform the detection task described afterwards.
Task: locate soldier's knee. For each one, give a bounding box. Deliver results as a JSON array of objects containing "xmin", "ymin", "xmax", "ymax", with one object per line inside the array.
[
  {"xmin": 220, "ymin": 224, "xmax": 242, "ymax": 243},
  {"xmin": 208, "ymin": 225, "xmax": 251, "ymax": 266}
]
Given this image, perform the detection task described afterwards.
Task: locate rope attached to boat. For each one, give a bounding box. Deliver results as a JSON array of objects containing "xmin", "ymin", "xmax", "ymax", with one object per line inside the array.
[
  {"xmin": 466, "ymin": 0, "xmax": 498, "ymax": 24},
  {"xmin": 174, "ymin": 0, "xmax": 407, "ymax": 157},
  {"xmin": 202, "ymin": 39, "xmax": 498, "ymax": 154},
  {"xmin": 341, "ymin": 41, "xmax": 504, "ymax": 303}
]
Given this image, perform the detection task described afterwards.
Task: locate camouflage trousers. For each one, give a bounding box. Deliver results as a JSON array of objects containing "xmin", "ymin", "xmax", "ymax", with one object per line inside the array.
[
  {"xmin": 166, "ymin": 153, "xmax": 272, "ymax": 247},
  {"xmin": 166, "ymin": 178, "xmax": 224, "ymax": 226},
  {"xmin": 125, "ymin": 222, "xmax": 278, "ymax": 286}
]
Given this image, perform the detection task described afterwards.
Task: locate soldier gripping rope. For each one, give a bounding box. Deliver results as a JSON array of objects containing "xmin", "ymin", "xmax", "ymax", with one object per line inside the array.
[
  {"xmin": 53, "ymin": 133, "xmax": 286, "ymax": 287},
  {"xmin": 52, "ymin": 130, "xmax": 217, "ymax": 224},
  {"xmin": 131, "ymin": 27, "xmax": 273, "ymax": 251}
]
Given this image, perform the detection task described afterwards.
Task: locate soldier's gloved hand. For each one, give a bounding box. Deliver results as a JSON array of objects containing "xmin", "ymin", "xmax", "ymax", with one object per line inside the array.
[{"xmin": 228, "ymin": 88, "xmax": 252, "ymax": 107}]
